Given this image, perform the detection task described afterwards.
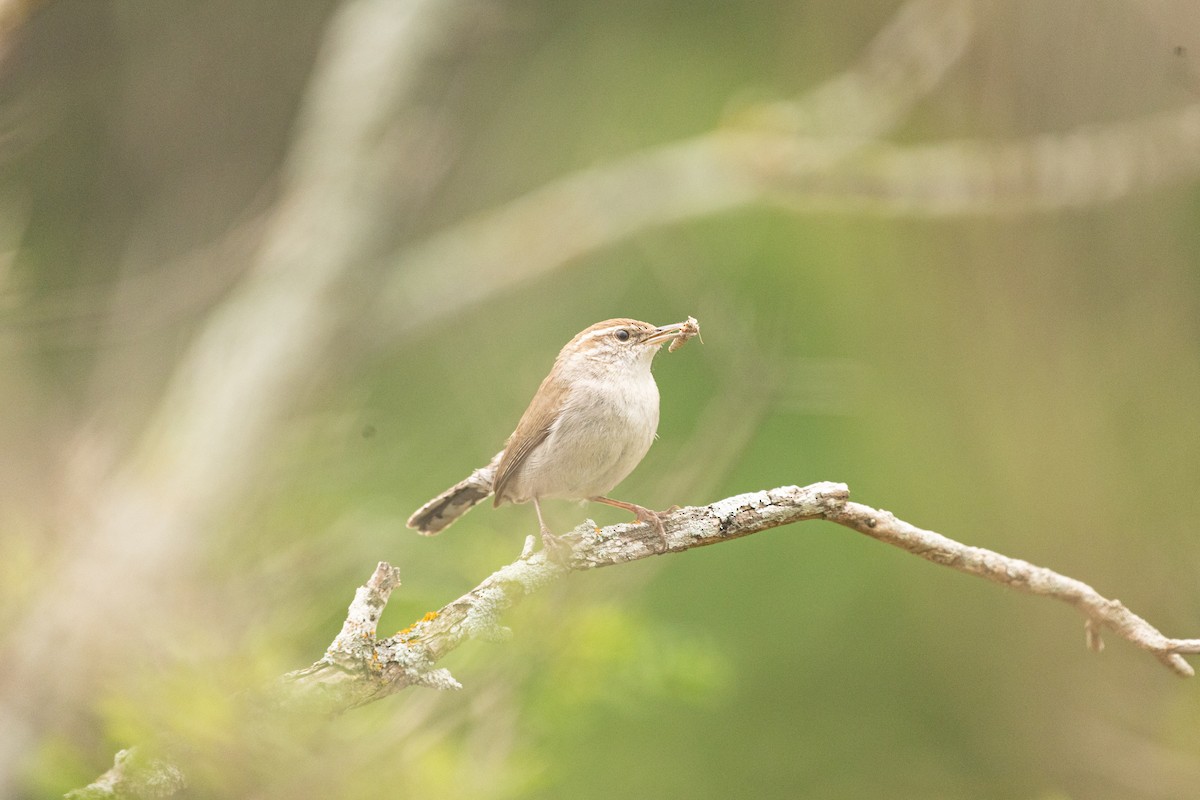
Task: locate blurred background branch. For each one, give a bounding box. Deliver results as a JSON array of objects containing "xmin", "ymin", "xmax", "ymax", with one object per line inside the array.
[
  {"xmin": 376, "ymin": 0, "xmax": 976, "ymax": 336},
  {"xmin": 762, "ymin": 101, "xmax": 1200, "ymax": 214},
  {"xmin": 0, "ymin": 0, "xmax": 479, "ymax": 792}
]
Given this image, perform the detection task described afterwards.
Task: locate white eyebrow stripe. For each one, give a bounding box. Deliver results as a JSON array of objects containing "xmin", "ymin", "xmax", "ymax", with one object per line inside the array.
[{"xmin": 579, "ymin": 327, "xmax": 618, "ymax": 344}]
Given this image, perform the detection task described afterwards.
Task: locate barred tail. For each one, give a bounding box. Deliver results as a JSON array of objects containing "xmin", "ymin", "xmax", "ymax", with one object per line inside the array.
[{"xmin": 406, "ymin": 451, "xmax": 502, "ymax": 535}]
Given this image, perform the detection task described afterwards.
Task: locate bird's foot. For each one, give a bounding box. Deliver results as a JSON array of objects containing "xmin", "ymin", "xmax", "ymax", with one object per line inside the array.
[
  {"xmin": 590, "ymin": 496, "xmax": 675, "ymax": 552},
  {"xmin": 634, "ymin": 507, "xmax": 671, "ymax": 552},
  {"xmin": 540, "ymin": 530, "xmax": 573, "ymax": 566}
]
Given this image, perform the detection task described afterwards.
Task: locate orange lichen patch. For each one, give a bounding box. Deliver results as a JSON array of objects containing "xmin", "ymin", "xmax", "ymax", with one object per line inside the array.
[{"xmin": 396, "ymin": 611, "xmax": 440, "ymax": 638}]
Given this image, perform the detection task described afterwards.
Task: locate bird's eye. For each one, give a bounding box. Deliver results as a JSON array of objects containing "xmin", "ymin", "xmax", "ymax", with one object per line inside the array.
[{"xmin": 615, "ymin": 329, "xmax": 630, "ymax": 342}]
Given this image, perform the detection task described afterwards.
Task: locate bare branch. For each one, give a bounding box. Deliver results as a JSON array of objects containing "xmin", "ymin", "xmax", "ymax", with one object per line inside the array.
[
  {"xmin": 281, "ymin": 484, "xmax": 1200, "ymax": 721},
  {"xmin": 823, "ymin": 498, "xmax": 1200, "ymax": 677},
  {"xmin": 410, "ymin": 482, "xmax": 1199, "ymax": 679},
  {"xmin": 73, "ymin": 481, "xmax": 1200, "ymax": 797}
]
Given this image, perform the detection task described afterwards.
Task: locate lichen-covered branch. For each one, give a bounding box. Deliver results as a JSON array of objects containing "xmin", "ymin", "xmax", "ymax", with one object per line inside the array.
[
  {"xmin": 302, "ymin": 487, "xmax": 1200, "ymax": 708},
  {"xmin": 358, "ymin": 481, "xmax": 1199, "ymax": 689},
  {"xmin": 71, "ymin": 480, "xmax": 1200, "ymax": 798}
]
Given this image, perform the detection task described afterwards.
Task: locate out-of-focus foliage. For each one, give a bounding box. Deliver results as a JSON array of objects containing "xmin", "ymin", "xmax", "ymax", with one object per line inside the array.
[{"xmin": 3, "ymin": 1, "xmax": 1200, "ymax": 798}]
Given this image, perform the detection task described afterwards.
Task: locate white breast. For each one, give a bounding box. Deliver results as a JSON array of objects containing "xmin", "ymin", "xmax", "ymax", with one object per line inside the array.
[{"xmin": 510, "ymin": 370, "xmax": 660, "ymax": 501}]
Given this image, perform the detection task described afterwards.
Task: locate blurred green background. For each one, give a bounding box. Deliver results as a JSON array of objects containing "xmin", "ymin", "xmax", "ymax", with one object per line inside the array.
[{"xmin": 3, "ymin": 0, "xmax": 1200, "ymax": 798}]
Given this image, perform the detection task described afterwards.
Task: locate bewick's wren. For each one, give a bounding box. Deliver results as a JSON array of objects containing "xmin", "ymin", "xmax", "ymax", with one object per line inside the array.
[{"xmin": 407, "ymin": 317, "xmax": 699, "ymax": 549}]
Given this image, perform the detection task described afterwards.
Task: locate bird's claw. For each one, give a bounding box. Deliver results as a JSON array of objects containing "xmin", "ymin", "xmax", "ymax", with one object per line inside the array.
[
  {"xmin": 632, "ymin": 507, "xmax": 671, "ymax": 552},
  {"xmin": 541, "ymin": 531, "xmax": 573, "ymax": 566}
]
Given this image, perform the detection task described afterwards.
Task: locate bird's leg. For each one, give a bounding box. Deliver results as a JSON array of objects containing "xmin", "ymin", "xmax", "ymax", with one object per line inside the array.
[
  {"xmin": 533, "ymin": 497, "xmax": 571, "ymax": 564},
  {"xmin": 533, "ymin": 496, "xmax": 553, "ymax": 539},
  {"xmin": 590, "ymin": 496, "xmax": 672, "ymax": 550}
]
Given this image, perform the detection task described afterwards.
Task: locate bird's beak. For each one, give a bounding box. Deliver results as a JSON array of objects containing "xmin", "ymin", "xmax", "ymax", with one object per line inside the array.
[{"xmin": 643, "ymin": 321, "xmax": 687, "ymax": 347}]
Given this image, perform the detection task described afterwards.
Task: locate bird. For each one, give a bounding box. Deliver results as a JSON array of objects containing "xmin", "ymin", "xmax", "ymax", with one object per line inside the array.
[{"xmin": 406, "ymin": 317, "xmax": 699, "ymax": 551}]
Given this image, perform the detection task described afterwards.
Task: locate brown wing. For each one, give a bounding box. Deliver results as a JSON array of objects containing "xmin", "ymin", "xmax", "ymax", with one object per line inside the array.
[{"xmin": 492, "ymin": 373, "xmax": 570, "ymax": 505}]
